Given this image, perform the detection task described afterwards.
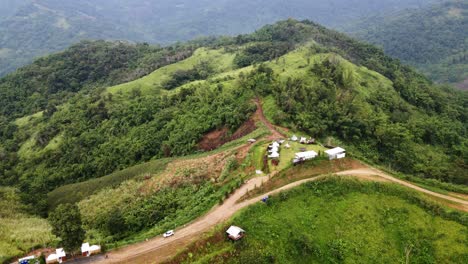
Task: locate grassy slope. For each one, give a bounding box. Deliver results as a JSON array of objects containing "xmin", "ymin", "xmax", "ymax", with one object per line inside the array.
[
  {"xmin": 0, "ymin": 187, "xmax": 57, "ymax": 263},
  {"xmin": 106, "ymin": 48, "xmax": 235, "ymax": 95},
  {"xmin": 172, "ymin": 178, "xmax": 468, "ymax": 264}
]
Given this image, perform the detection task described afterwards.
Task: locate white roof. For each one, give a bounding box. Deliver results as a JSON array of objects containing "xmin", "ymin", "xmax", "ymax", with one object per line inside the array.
[
  {"xmin": 89, "ymin": 245, "xmax": 101, "ymax": 251},
  {"xmin": 291, "ymin": 135, "xmax": 298, "ymax": 140},
  {"xmin": 325, "ymin": 147, "xmax": 346, "ymax": 155},
  {"xmin": 81, "ymin": 243, "xmax": 90, "ymax": 253},
  {"xmin": 272, "ymin": 142, "xmax": 280, "ymax": 147},
  {"xmin": 56, "ymin": 248, "xmax": 66, "ymax": 258},
  {"xmin": 268, "ymin": 146, "xmax": 279, "ymax": 152},
  {"xmin": 226, "ymin": 226, "xmax": 245, "ymax": 237},
  {"xmin": 268, "ymin": 152, "xmax": 280, "ymax": 158},
  {"xmin": 19, "ymin": 256, "xmax": 35, "ymax": 261},
  {"xmin": 46, "ymin": 254, "xmax": 57, "ymax": 261},
  {"xmin": 295, "ymin": 151, "xmax": 318, "ymax": 159}
]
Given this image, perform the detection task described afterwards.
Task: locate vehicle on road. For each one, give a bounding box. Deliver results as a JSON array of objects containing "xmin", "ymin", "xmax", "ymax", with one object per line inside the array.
[{"xmin": 163, "ymin": 230, "xmax": 175, "ymax": 238}]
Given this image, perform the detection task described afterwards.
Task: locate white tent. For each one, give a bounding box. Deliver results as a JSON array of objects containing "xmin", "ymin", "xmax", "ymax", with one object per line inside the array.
[
  {"xmin": 295, "ymin": 151, "xmax": 318, "ymax": 160},
  {"xmin": 284, "ymin": 143, "xmax": 291, "ymax": 149},
  {"xmin": 46, "ymin": 254, "xmax": 57, "ymax": 264},
  {"xmin": 81, "ymin": 243, "xmax": 90, "ymax": 254},
  {"xmin": 226, "ymin": 226, "xmax": 245, "ymax": 240},
  {"xmin": 268, "ymin": 152, "xmax": 280, "ymax": 159},
  {"xmin": 325, "ymin": 147, "xmax": 346, "ymax": 160},
  {"xmin": 291, "ymin": 135, "xmax": 298, "ymax": 141},
  {"xmin": 268, "ymin": 146, "xmax": 279, "ymax": 153},
  {"xmin": 300, "ymin": 137, "xmax": 307, "ymax": 144},
  {"xmin": 46, "ymin": 248, "xmax": 66, "ymax": 264},
  {"xmin": 81, "ymin": 243, "xmax": 101, "ymax": 257},
  {"xmin": 272, "ymin": 141, "xmax": 280, "ymax": 148}
]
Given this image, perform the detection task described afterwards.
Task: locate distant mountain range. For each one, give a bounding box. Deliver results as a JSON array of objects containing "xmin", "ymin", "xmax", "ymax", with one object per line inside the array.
[
  {"xmin": 346, "ymin": 0, "xmax": 467, "ymax": 88},
  {"xmin": 0, "ymin": 0, "xmax": 438, "ymax": 77}
]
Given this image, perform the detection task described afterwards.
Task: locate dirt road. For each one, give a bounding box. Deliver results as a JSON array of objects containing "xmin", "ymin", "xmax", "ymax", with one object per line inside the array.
[
  {"xmin": 94, "ymin": 167, "xmax": 467, "ymax": 264},
  {"xmin": 253, "ymin": 98, "xmax": 285, "ymax": 140},
  {"xmin": 95, "ymin": 175, "xmax": 269, "ymax": 264}
]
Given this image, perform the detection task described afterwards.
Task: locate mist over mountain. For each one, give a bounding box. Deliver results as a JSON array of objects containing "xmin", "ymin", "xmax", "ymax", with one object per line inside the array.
[
  {"xmin": 346, "ymin": 0, "xmax": 467, "ymax": 88},
  {"xmin": 0, "ymin": 0, "xmax": 439, "ymax": 77}
]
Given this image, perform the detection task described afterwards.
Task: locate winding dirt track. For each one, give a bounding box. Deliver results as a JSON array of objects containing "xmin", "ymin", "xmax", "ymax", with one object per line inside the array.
[
  {"xmin": 91, "ymin": 100, "xmax": 467, "ymax": 264},
  {"xmin": 96, "ymin": 167, "xmax": 467, "ymax": 264}
]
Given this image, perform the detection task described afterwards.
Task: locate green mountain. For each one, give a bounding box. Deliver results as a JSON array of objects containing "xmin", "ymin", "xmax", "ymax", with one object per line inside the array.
[
  {"xmin": 0, "ymin": 0, "xmax": 439, "ymax": 77},
  {"xmin": 346, "ymin": 0, "xmax": 467, "ymax": 87},
  {"xmin": 0, "ymin": 19, "xmax": 466, "ymax": 261}
]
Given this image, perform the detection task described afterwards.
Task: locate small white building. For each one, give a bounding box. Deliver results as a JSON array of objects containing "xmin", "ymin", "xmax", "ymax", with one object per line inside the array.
[
  {"xmin": 46, "ymin": 248, "xmax": 66, "ymax": 264},
  {"xmin": 291, "ymin": 135, "xmax": 298, "ymax": 141},
  {"xmin": 81, "ymin": 243, "xmax": 101, "ymax": 257},
  {"xmin": 325, "ymin": 147, "xmax": 346, "ymax": 160},
  {"xmin": 271, "ymin": 141, "xmax": 280, "ymax": 148},
  {"xmin": 295, "ymin": 151, "xmax": 318, "ymax": 161},
  {"xmin": 226, "ymin": 226, "xmax": 245, "ymax": 240},
  {"xmin": 299, "ymin": 137, "xmax": 307, "ymax": 144}
]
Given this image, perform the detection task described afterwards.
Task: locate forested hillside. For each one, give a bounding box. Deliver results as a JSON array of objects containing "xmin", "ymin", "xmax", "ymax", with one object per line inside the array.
[
  {"xmin": 346, "ymin": 0, "xmax": 467, "ymax": 86},
  {"xmin": 0, "ymin": 19, "xmax": 467, "ymax": 261},
  {"xmin": 1, "ymin": 19, "xmax": 466, "ymax": 213},
  {"xmin": 0, "ymin": 0, "xmax": 438, "ymax": 77}
]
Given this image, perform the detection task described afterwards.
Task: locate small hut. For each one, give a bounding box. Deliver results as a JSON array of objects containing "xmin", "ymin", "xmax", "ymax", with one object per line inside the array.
[
  {"xmin": 46, "ymin": 248, "xmax": 66, "ymax": 264},
  {"xmin": 81, "ymin": 243, "xmax": 101, "ymax": 257},
  {"xmin": 325, "ymin": 147, "xmax": 346, "ymax": 160},
  {"xmin": 227, "ymin": 226, "xmax": 245, "ymax": 240}
]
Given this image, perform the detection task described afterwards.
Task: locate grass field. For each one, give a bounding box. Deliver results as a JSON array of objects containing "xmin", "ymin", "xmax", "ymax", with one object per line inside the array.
[
  {"xmin": 0, "ymin": 187, "xmax": 58, "ymax": 263},
  {"xmin": 106, "ymin": 48, "xmax": 235, "ymax": 95},
  {"xmin": 169, "ymin": 178, "xmax": 468, "ymax": 264}
]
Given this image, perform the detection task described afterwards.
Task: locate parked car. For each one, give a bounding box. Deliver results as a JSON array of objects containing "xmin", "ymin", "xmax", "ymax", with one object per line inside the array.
[{"xmin": 163, "ymin": 230, "xmax": 175, "ymax": 238}]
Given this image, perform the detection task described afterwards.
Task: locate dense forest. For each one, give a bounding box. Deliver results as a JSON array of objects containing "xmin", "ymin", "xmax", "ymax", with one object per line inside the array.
[
  {"xmin": 346, "ymin": 0, "xmax": 467, "ymax": 85},
  {"xmin": 0, "ymin": 0, "xmax": 439, "ymax": 77}
]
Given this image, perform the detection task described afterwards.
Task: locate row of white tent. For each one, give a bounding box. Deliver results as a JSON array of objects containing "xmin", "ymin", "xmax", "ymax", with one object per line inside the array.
[{"xmin": 268, "ymin": 141, "xmax": 281, "ymax": 159}]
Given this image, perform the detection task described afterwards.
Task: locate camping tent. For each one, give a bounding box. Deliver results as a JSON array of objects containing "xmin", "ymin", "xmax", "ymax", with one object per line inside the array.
[
  {"xmin": 226, "ymin": 226, "xmax": 245, "ymax": 240},
  {"xmin": 268, "ymin": 152, "xmax": 280, "ymax": 159},
  {"xmin": 82, "ymin": 243, "xmax": 101, "ymax": 257},
  {"xmin": 46, "ymin": 248, "xmax": 66, "ymax": 264}
]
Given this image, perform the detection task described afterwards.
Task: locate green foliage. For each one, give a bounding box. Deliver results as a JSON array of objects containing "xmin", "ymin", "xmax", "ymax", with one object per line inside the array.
[
  {"xmin": 47, "ymin": 158, "xmax": 171, "ymax": 210},
  {"xmin": 0, "ymin": 187, "xmax": 57, "ymax": 262},
  {"xmin": 48, "ymin": 203, "xmax": 85, "ymax": 252},
  {"xmin": 163, "ymin": 60, "xmax": 214, "ymax": 89},
  {"xmin": 183, "ymin": 178, "xmax": 468, "ymax": 263},
  {"xmin": 0, "ymin": 40, "xmax": 195, "ymax": 120},
  {"xmin": 347, "ymin": 0, "xmax": 467, "ymax": 83}
]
